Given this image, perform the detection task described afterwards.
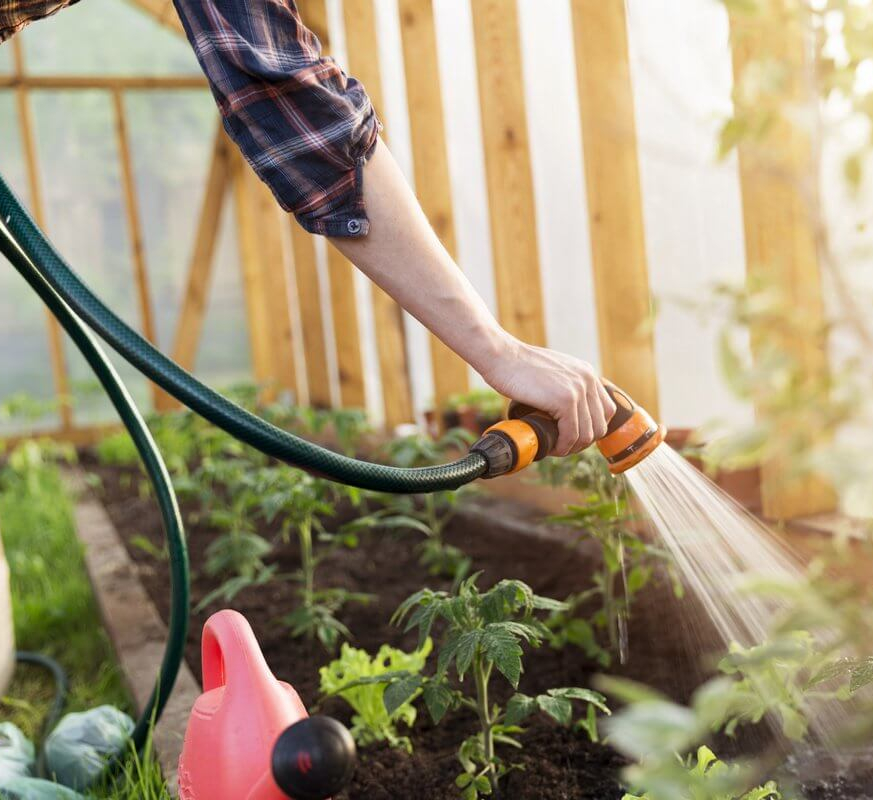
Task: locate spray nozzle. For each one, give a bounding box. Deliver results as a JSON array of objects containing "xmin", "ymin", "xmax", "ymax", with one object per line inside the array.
[{"xmin": 471, "ymin": 381, "xmax": 665, "ymax": 478}]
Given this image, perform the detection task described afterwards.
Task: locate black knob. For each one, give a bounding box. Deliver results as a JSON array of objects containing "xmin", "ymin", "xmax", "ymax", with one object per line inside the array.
[{"xmin": 272, "ymin": 716, "xmax": 356, "ymax": 800}]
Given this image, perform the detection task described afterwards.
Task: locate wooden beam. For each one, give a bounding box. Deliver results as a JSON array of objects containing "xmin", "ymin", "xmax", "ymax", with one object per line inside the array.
[
  {"xmin": 171, "ymin": 129, "xmax": 231, "ymax": 378},
  {"xmin": 112, "ymin": 90, "xmax": 162, "ymax": 409},
  {"xmin": 730, "ymin": 5, "xmax": 834, "ymax": 519},
  {"xmin": 250, "ymin": 173, "xmax": 298, "ymax": 398},
  {"xmin": 470, "ymin": 0, "xmax": 546, "ymax": 346},
  {"xmin": 296, "ymin": 0, "xmax": 365, "ymax": 410},
  {"xmin": 125, "ymin": 0, "xmax": 186, "ymax": 36},
  {"xmin": 570, "ymin": 0, "xmax": 659, "ymax": 416},
  {"xmin": 398, "ymin": 0, "xmax": 468, "ymax": 411},
  {"xmin": 342, "ymin": 0, "xmax": 414, "ymax": 427},
  {"xmin": 230, "ymin": 151, "xmax": 279, "ymax": 401},
  {"xmin": 11, "ymin": 39, "xmax": 73, "ymax": 431},
  {"xmin": 1, "ymin": 423, "xmax": 121, "ymax": 450},
  {"xmin": 289, "ymin": 225, "xmax": 332, "ymax": 408},
  {"xmin": 0, "ymin": 75, "xmax": 206, "ymax": 90}
]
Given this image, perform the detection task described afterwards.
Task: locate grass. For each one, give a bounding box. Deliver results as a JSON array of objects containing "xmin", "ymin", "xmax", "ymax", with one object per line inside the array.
[{"xmin": 0, "ymin": 442, "xmax": 171, "ymax": 798}]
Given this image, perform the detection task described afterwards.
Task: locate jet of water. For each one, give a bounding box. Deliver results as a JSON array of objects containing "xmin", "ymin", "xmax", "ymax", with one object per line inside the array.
[{"xmin": 625, "ymin": 442, "xmax": 847, "ymax": 745}]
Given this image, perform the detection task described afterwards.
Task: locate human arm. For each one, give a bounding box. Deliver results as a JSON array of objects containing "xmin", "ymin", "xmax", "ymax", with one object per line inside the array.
[{"xmin": 172, "ymin": 0, "xmax": 614, "ymax": 454}]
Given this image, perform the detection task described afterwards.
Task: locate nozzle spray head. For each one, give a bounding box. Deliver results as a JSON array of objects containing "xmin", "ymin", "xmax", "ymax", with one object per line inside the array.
[
  {"xmin": 470, "ymin": 381, "xmax": 664, "ymax": 478},
  {"xmin": 595, "ymin": 382, "xmax": 665, "ymax": 474}
]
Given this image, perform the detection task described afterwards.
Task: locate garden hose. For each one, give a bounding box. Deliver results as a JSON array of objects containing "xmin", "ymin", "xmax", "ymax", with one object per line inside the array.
[
  {"xmin": 0, "ymin": 200, "xmax": 189, "ymax": 763},
  {"xmin": 14, "ymin": 651, "xmax": 68, "ymax": 777},
  {"xmin": 0, "ymin": 168, "xmax": 664, "ymax": 780}
]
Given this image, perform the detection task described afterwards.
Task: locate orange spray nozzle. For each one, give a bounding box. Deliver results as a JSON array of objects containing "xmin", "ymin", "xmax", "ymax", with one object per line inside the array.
[
  {"xmin": 471, "ymin": 381, "xmax": 665, "ymax": 478},
  {"xmin": 595, "ymin": 382, "xmax": 665, "ymax": 474}
]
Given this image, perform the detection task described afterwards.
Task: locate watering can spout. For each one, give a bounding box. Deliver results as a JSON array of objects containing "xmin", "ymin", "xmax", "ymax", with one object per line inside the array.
[{"xmin": 178, "ymin": 610, "xmax": 355, "ymax": 800}]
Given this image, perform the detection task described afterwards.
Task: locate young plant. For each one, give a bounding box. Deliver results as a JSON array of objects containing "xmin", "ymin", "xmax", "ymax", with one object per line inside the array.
[
  {"xmin": 319, "ymin": 639, "xmax": 432, "ymax": 752},
  {"xmin": 622, "ymin": 746, "xmax": 783, "ymax": 800},
  {"xmin": 390, "ymin": 574, "xmax": 609, "ymax": 798},
  {"xmin": 368, "ymin": 428, "xmax": 477, "ymax": 581},
  {"xmin": 256, "ymin": 466, "xmax": 368, "ymax": 649}
]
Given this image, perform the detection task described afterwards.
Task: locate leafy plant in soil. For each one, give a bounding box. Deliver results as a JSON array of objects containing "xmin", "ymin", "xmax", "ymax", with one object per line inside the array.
[
  {"xmin": 622, "ymin": 746, "xmax": 783, "ymax": 800},
  {"xmin": 319, "ymin": 639, "xmax": 432, "ymax": 752},
  {"xmin": 390, "ymin": 574, "xmax": 610, "ymax": 799},
  {"xmin": 255, "ymin": 465, "xmax": 370, "ymax": 650},
  {"xmin": 369, "ymin": 428, "xmax": 477, "ymax": 581}
]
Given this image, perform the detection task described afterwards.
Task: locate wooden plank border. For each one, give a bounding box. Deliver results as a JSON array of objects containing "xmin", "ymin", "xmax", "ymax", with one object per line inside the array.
[
  {"xmin": 570, "ymin": 0, "xmax": 659, "ymax": 415},
  {"xmin": 470, "ymin": 0, "xmax": 546, "ymax": 346},
  {"xmin": 398, "ymin": 0, "xmax": 469, "ymax": 411}
]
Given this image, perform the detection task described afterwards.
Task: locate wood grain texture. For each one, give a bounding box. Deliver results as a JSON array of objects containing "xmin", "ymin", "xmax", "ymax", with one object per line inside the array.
[
  {"xmin": 231, "ymin": 151, "xmax": 279, "ymax": 401},
  {"xmin": 11, "ymin": 39, "xmax": 73, "ymax": 430},
  {"xmin": 570, "ymin": 0, "xmax": 659, "ymax": 416},
  {"xmin": 297, "ymin": 0, "xmax": 367, "ymax": 411},
  {"xmin": 343, "ymin": 0, "xmax": 414, "ymax": 426},
  {"xmin": 171, "ymin": 129, "xmax": 231, "ymax": 375},
  {"xmin": 730, "ymin": 6, "xmax": 834, "ymax": 518},
  {"xmin": 112, "ymin": 90, "xmax": 163, "ymax": 408},
  {"xmin": 470, "ymin": 0, "xmax": 546, "ymax": 347},
  {"xmin": 398, "ymin": 0, "xmax": 469, "ymax": 410},
  {"xmin": 289, "ymin": 224, "xmax": 332, "ymax": 407}
]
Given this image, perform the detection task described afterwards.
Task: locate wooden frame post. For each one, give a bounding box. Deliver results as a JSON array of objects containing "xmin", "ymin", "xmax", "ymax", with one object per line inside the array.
[
  {"xmin": 343, "ymin": 0, "xmax": 414, "ymax": 427},
  {"xmin": 296, "ymin": 0, "xmax": 366, "ymax": 411},
  {"xmin": 570, "ymin": 0, "xmax": 659, "ymax": 416},
  {"xmin": 112, "ymin": 89, "xmax": 163, "ymax": 408},
  {"xmin": 170, "ymin": 128, "xmax": 232, "ymax": 377},
  {"xmin": 470, "ymin": 0, "xmax": 546, "ymax": 346},
  {"xmin": 730, "ymin": 5, "xmax": 834, "ymax": 518},
  {"xmin": 11, "ymin": 38, "xmax": 73, "ymax": 430},
  {"xmin": 230, "ymin": 151, "xmax": 280, "ymax": 401},
  {"xmin": 398, "ymin": 0, "xmax": 469, "ymax": 411}
]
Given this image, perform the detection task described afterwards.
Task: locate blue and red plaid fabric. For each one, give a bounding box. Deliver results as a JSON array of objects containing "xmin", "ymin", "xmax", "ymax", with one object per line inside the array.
[
  {"xmin": 0, "ymin": 0, "xmax": 79, "ymax": 43},
  {"xmin": 1, "ymin": 0, "xmax": 380, "ymax": 237}
]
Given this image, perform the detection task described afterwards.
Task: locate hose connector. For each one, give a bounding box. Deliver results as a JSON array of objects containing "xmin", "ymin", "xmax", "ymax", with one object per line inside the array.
[{"xmin": 471, "ymin": 409, "xmax": 557, "ymax": 479}]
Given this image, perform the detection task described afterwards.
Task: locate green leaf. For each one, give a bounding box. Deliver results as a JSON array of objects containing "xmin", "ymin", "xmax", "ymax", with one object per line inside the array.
[
  {"xmin": 850, "ymin": 658, "xmax": 873, "ymax": 693},
  {"xmin": 454, "ymin": 631, "xmax": 482, "ymax": 679},
  {"xmin": 505, "ymin": 693, "xmax": 537, "ymax": 726},
  {"xmin": 481, "ymin": 627, "xmax": 523, "ymax": 687},
  {"xmin": 455, "ymin": 773, "xmax": 473, "ymax": 788},
  {"xmin": 423, "ymin": 681, "xmax": 455, "ymax": 724},
  {"xmin": 384, "ymin": 675, "xmax": 424, "ymax": 716},
  {"xmin": 537, "ymin": 694, "xmax": 573, "ymax": 727},
  {"xmin": 547, "ymin": 687, "xmax": 610, "ymax": 715}
]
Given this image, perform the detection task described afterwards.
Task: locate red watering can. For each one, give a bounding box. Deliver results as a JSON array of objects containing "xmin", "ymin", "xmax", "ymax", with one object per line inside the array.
[{"xmin": 178, "ymin": 610, "xmax": 356, "ymax": 800}]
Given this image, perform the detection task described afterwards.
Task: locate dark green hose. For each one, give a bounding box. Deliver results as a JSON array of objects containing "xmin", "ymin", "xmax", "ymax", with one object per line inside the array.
[
  {"xmin": 0, "ymin": 171, "xmax": 487, "ymax": 763},
  {"xmin": 0, "ymin": 210, "xmax": 189, "ymax": 758},
  {"xmin": 0, "ymin": 175, "xmax": 488, "ymax": 493}
]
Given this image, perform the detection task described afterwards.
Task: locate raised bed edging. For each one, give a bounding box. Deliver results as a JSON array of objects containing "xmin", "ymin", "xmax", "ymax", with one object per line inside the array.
[{"xmin": 66, "ymin": 469, "xmax": 199, "ymax": 792}]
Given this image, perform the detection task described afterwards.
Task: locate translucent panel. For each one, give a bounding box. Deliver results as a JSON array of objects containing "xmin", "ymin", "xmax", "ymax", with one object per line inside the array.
[
  {"xmin": 29, "ymin": 90, "xmax": 150, "ymax": 424},
  {"xmin": 123, "ymin": 91, "xmax": 218, "ymax": 352},
  {"xmin": 0, "ymin": 94, "xmax": 60, "ymax": 434},
  {"xmin": 0, "ymin": 43, "xmax": 10, "ymax": 73},
  {"xmin": 196, "ymin": 201, "xmax": 253, "ymax": 388},
  {"xmin": 20, "ymin": 0, "xmax": 200, "ymax": 76}
]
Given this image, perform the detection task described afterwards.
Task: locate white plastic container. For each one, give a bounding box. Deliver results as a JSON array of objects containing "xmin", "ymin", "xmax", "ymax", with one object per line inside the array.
[{"xmin": 0, "ymin": 530, "xmax": 14, "ymax": 694}]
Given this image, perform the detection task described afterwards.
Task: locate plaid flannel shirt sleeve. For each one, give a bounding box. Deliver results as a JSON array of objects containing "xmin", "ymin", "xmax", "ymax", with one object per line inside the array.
[{"xmin": 173, "ymin": 0, "xmax": 381, "ymax": 237}]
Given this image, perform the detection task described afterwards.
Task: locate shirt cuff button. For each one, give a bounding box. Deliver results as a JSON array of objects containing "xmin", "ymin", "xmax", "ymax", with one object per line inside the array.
[{"xmin": 346, "ymin": 219, "xmax": 363, "ymax": 235}]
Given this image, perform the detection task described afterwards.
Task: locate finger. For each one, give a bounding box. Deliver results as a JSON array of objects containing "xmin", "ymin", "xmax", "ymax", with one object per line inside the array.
[
  {"xmin": 597, "ymin": 381, "xmax": 617, "ymax": 428},
  {"xmin": 571, "ymin": 388, "xmax": 595, "ymax": 453},
  {"xmin": 588, "ymin": 387, "xmax": 609, "ymax": 442},
  {"xmin": 554, "ymin": 396, "xmax": 580, "ymax": 457}
]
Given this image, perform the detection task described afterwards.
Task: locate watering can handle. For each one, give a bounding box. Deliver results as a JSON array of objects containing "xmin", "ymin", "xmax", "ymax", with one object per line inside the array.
[{"xmin": 201, "ymin": 609, "xmax": 276, "ymax": 693}]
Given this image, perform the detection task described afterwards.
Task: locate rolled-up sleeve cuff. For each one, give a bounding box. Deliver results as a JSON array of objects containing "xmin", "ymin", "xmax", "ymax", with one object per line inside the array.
[{"xmin": 293, "ymin": 125, "xmax": 380, "ymax": 238}]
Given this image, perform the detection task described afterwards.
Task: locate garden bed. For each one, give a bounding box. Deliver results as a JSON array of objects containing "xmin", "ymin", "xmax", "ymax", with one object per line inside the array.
[{"xmin": 84, "ymin": 457, "xmax": 870, "ymax": 799}]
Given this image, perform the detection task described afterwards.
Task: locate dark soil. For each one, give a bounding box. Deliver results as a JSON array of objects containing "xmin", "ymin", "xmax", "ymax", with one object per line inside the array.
[{"xmin": 84, "ymin": 458, "xmax": 867, "ymax": 799}]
